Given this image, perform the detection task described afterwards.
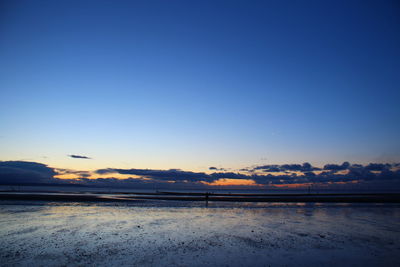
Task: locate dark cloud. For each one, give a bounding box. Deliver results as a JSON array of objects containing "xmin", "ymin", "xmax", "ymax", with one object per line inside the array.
[
  {"xmin": 94, "ymin": 163, "xmax": 400, "ymax": 188},
  {"xmin": 96, "ymin": 168, "xmax": 260, "ymax": 183},
  {"xmin": 280, "ymin": 164, "xmax": 303, "ymax": 171},
  {"xmin": 0, "ymin": 161, "xmax": 57, "ymax": 184},
  {"xmin": 351, "ymin": 164, "xmax": 363, "ymax": 168},
  {"xmin": 303, "ymin": 171, "xmax": 316, "ymax": 177},
  {"xmin": 96, "ymin": 168, "xmax": 216, "ymax": 182},
  {"xmin": 323, "ymin": 162, "xmax": 350, "ymax": 171},
  {"xmin": 253, "ymin": 165, "xmax": 281, "ymax": 172},
  {"xmin": 209, "ymin": 167, "xmax": 226, "ymax": 171},
  {"xmin": 210, "ymin": 172, "xmax": 250, "ymax": 180},
  {"xmin": 56, "ymin": 168, "xmax": 91, "ymax": 178},
  {"xmin": 251, "ymin": 167, "xmax": 400, "ymax": 185},
  {"xmin": 252, "ymin": 162, "xmax": 320, "ymax": 172},
  {"xmin": 364, "ymin": 163, "xmax": 391, "ymax": 171},
  {"xmin": 301, "ymin": 162, "xmax": 320, "ymax": 171},
  {"xmin": 68, "ymin": 155, "xmax": 91, "ymax": 159},
  {"xmin": 1, "ymin": 160, "xmax": 400, "ymax": 189}
]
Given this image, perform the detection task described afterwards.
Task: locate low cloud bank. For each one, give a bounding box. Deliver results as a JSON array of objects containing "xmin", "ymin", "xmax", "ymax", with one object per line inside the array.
[
  {"xmin": 96, "ymin": 168, "xmax": 213, "ymax": 182},
  {"xmin": 0, "ymin": 160, "xmax": 399, "ymax": 189},
  {"xmin": 94, "ymin": 163, "xmax": 400, "ymax": 187},
  {"xmin": 0, "ymin": 161, "xmax": 58, "ymax": 184}
]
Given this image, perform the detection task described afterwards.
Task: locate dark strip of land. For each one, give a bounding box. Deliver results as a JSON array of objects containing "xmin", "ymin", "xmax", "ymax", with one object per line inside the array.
[
  {"xmin": 0, "ymin": 193, "xmax": 138, "ymax": 202},
  {"xmin": 156, "ymin": 191, "xmax": 400, "ymax": 197},
  {"xmin": 0, "ymin": 193, "xmax": 400, "ymax": 203},
  {"xmin": 3, "ymin": 190, "xmax": 398, "ymax": 197}
]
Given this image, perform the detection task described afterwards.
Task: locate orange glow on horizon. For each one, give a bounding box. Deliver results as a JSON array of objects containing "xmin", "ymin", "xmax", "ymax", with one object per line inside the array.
[
  {"xmin": 203, "ymin": 178, "xmax": 259, "ymax": 186},
  {"xmin": 54, "ymin": 172, "xmax": 144, "ymax": 180},
  {"xmin": 271, "ymin": 183, "xmax": 312, "ymax": 188},
  {"xmin": 54, "ymin": 173, "xmax": 82, "ymax": 180}
]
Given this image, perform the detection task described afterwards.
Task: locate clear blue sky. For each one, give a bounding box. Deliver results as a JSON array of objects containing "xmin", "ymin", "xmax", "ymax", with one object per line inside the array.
[{"xmin": 1, "ymin": 0, "xmax": 399, "ymax": 171}]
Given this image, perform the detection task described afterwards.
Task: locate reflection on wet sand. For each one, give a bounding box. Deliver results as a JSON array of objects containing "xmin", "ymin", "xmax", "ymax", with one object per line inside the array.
[{"xmin": 1, "ymin": 202, "xmax": 399, "ymax": 266}]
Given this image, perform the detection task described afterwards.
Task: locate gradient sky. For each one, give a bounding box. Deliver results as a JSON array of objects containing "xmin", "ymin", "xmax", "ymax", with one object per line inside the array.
[{"xmin": 1, "ymin": 0, "xmax": 400, "ymax": 172}]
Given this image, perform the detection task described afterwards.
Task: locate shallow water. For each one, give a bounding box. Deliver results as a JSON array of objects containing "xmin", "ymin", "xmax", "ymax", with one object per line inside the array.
[{"xmin": 0, "ymin": 202, "xmax": 399, "ymax": 266}]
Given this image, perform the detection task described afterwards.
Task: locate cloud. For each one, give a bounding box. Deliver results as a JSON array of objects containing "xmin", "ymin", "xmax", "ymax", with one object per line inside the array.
[
  {"xmin": 237, "ymin": 162, "xmax": 400, "ymax": 186},
  {"xmin": 56, "ymin": 168, "xmax": 92, "ymax": 178},
  {"xmin": 210, "ymin": 172, "xmax": 251, "ymax": 180},
  {"xmin": 239, "ymin": 168, "xmax": 253, "ymax": 172},
  {"xmin": 323, "ymin": 162, "xmax": 350, "ymax": 171},
  {"xmin": 251, "ymin": 166, "xmax": 400, "ymax": 186},
  {"xmin": 79, "ymin": 168, "xmax": 400, "ymax": 189},
  {"xmin": 0, "ymin": 161, "xmax": 58, "ymax": 184},
  {"xmin": 95, "ymin": 168, "xmax": 268, "ymax": 183},
  {"xmin": 96, "ymin": 168, "xmax": 217, "ymax": 182},
  {"xmin": 364, "ymin": 163, "xmax": 391, "ymax": 171},
  {"xmin": 1, "ymin": 160, "xmax": 400, "ymax": 190},
  {"xmin": 253, "ymin": 165, "xmax": 281, "ymax": 172},
  {"xmin": 252, "ymin": 162, "xmax": 320, "ymax": 172},
  {"xmin": 209, "ymin": 167, "xmax": 226, "ymax": 171},
  {"xmin": 68, "ymin": 155, "xmax": 91, "ymax": 159}
]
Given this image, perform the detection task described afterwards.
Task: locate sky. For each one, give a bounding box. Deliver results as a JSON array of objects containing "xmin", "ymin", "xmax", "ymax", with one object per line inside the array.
[{"xmin": 1, "ymin": 0, "xmax": 400, "ymax": 188}]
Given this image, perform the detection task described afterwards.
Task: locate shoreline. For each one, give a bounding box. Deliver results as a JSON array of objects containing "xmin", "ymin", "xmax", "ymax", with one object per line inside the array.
[{"xmin": 1, "ymin": 192, "xmax": 400, "ymax": 203}]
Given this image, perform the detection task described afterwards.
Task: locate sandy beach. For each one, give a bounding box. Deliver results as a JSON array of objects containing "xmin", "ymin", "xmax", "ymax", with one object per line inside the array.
[{"xmin": 1, "ymin": 201, "xmax": 399, "ymax": 266}]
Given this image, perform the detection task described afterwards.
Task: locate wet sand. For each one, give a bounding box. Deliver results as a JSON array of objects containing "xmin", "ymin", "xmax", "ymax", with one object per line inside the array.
[{"xmin": 1, "ymin": 201, "xmax": 399, "ymax": 266}]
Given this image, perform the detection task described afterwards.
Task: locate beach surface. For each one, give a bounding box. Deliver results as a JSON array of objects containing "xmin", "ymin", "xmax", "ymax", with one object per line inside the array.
[{"xmin": 0, "ymin": 201, "xmax": 399, "ymax": 266}]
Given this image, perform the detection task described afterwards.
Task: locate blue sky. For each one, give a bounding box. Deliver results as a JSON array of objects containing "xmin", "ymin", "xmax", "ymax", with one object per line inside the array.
[{"xmin": 1, "ymin": 0, "xmax": 399, "ymax": 171}]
